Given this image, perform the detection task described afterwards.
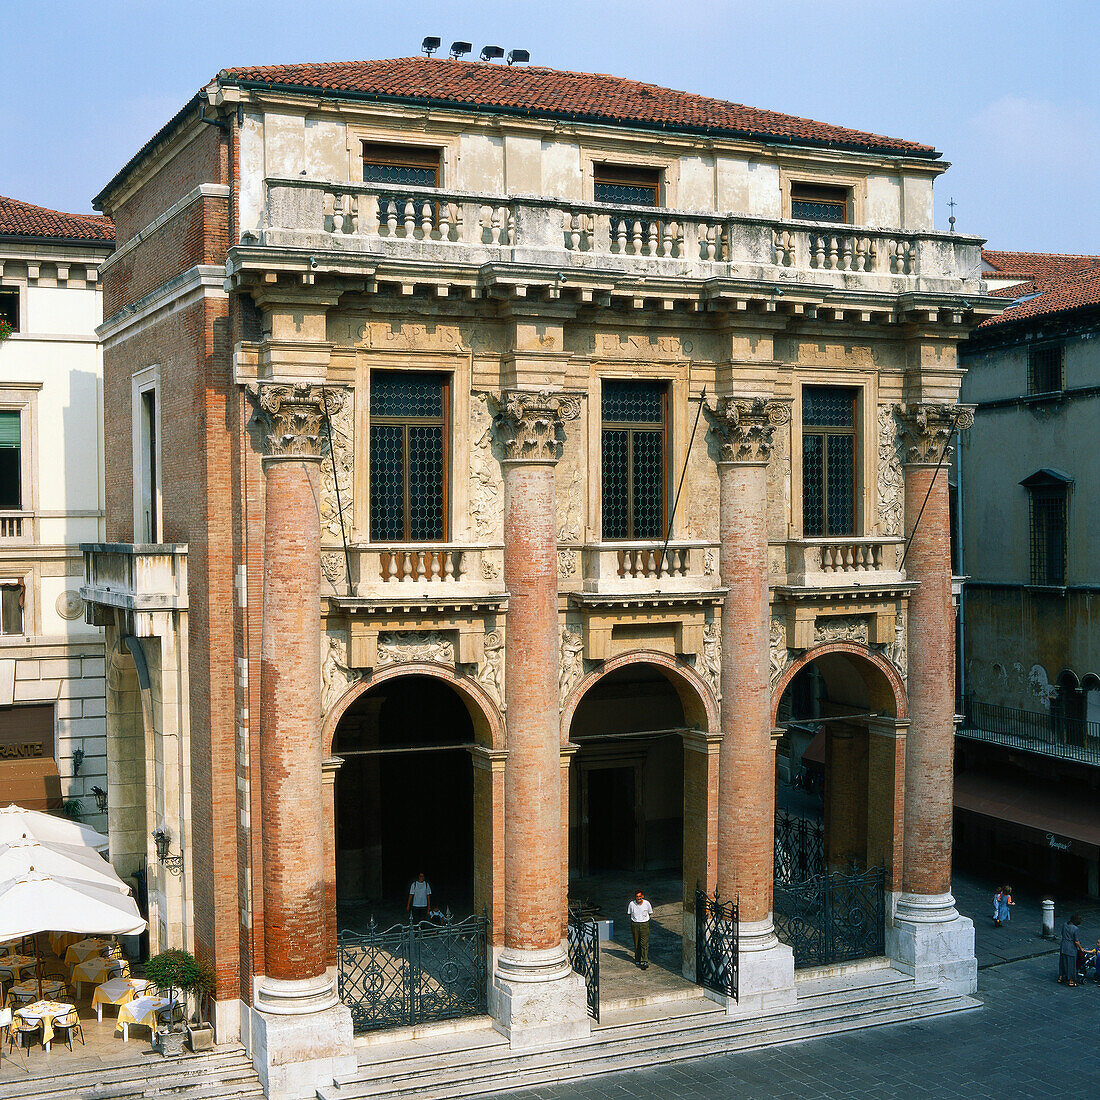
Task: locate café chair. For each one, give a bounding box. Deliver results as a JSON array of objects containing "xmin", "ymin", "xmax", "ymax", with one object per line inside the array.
[
  {"xmin": 53, "ymin": 1008, "xmax": 85, "ymax": 1051},
  {"xmin": 8, "ymin": 1013, "xmax": 42, "ymax": 1052}
]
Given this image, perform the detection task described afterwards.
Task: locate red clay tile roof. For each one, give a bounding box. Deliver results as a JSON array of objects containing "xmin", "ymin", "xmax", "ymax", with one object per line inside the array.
[
  {"xmin": 977, "ymin": 253, "xmax": 1100, "ymax": 330},
  {"xmin": 219, "ymin": 57, "xmax": 939, "ymax": 158},
  {"xmin": 0, "ymin": 195, "xmax": 114, "ymax": 243},
  {"xmin": 982, "ymin": 249, "xmax": 1100, "ymax": 283}
]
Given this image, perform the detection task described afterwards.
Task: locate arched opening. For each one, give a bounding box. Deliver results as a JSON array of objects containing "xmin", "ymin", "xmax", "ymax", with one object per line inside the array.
[
  {"xmin": 1052, "ymin": 669, "xmax": 1086, "ymax": 746},
  {"xmin": 1083, "ymin": 674, "xmax": 1100, "ymax": 729},
  {"xmin": 333, "ymin": 674, "xmax": 476, "ymax": 927}
]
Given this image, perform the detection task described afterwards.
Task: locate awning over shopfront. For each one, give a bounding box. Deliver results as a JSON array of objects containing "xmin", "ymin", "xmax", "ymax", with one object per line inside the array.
[
  {"xmin": 954, "ymin": 770, "xmax": 1100, "ymax": 849},
  {"xmin": 801, "ymin": 730, "xmax": 827, "ymax": 767}
]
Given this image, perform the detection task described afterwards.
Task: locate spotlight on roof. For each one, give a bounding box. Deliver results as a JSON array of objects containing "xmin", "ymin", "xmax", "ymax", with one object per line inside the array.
[
  {"xmin": 480, "ymin": 45, "xmax": 505, "ymax": 62},
  {"xmin": 450, "ymin": 41, "xmax": 472, "ymax": 59},
  {"xmin": 421, "ymin": 36, "xmax": 441, "ymax": 57},
  {"xmin": 506, "ymin": 49, "xmax": 530, "ymax": 65}
]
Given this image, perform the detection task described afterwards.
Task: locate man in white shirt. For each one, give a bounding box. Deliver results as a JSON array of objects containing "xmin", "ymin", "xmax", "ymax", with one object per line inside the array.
[
  {"xmin": 627, "ymin": 890, "xmax": 653, "ymax": 969},
  {"xmin": 407, "ymin": 872, "xmax": 432, "ymax": 922}
]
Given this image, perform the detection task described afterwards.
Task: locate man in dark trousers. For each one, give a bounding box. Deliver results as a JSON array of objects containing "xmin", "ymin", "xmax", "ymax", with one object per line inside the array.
[
  {"xmin": 407, "ymin": 872, "xmax": 432, "ymax": 923},
  {"xmin": 628, "ymin": 889, "xmax": 653, "ymax": 969}
]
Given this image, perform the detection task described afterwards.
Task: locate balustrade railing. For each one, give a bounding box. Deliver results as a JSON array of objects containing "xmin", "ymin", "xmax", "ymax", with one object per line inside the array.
[
  {"xmin": 0, "ymin": 513, "xmax": 25, "ymax": 540},
  {"xmin": 580, "ymin": 540, "xmax": 717, "ymax": 593},
  {"xmin": 961, "ymin": 696, "xmax": 1100, "ymax": 766},
  {"xmin": 783, "ymin": 537, "xmax": 904, "ymax": 585},
  {"xmin": 352, "ymin": 544, "xmax": 501, "ymax": 595}
]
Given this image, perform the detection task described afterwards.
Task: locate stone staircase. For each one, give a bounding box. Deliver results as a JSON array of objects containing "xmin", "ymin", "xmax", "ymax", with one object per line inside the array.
[
  {"xmin": 0, "ymin": 1044, "xmax": 264, "ymax": 1099},
  {"xmin": 318, "ymin": 964, "xmax": 981, "ymax": 1099}
]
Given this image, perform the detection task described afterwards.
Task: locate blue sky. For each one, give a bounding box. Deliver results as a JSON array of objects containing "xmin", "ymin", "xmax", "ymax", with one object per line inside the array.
[{"xmin": 5, "ymin": 0, "xmax": 1098, "ymax": 253}]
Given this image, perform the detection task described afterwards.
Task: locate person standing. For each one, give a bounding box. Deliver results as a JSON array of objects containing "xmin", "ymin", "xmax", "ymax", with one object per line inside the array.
[
  {"xmin": 628, "ymin": 890, "xmax": 653, "ymax": 969},
  {"xmin": 992, "ymin": 887, "xmax": 1003, "ymax": 927},
  {"xmin": 407, "ymin": 872, "xmax": 432, "ymax": 923},
  {"xmin": 997, "ymin": 885, "xmax": 1014, "ymax": 926},
  {"xmin": 1058, "ymin": 912, "xmax": 1082, "ymax": 986}
]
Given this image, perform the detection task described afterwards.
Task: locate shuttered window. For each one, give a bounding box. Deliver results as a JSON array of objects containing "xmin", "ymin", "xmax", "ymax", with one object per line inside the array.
[{"xmin": 0, "ymin": 411, "xmax": 21, "ymax": 510}]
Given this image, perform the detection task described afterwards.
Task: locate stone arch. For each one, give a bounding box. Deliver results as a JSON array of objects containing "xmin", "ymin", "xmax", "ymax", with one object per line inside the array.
[
  {"xmin": 560, "ymin": 648, "xmax": 719, "ymax": 742},
  {"xmin": 770, "ymin": 641, "xmax": 908, "ymax": 728},
  {"xmin": 323, "ymin": 661, "xmax": 505, "ymax": 755}
]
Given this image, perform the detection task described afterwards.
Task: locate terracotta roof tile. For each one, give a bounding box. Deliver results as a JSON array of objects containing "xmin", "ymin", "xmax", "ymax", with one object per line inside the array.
[
  {"xmin": 0, "ymin": 195, "xmax": 115, "ymax": 243},
  {"xmin": 978, "ymin": 260, "xmax": 1100, "ymax": 330},
  {"xmin": 219, "ymin": 57, "xmax": 938, "ymax": 158},
  {"xmin": 981, "ymin": 249, "xmax": 1100, "ymax": 281}
]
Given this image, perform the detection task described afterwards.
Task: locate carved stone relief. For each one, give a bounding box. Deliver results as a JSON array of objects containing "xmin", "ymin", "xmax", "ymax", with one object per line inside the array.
[
  {"xmin": 769, "ymin": 616, "xmax": 792, "ymax": 685},
  {"xmin": 557, "ymin": 548, "xmax": 578, "ymax": 578},
  {"xmin": 703, "ymin": 548, "xmax": 716, "ymax": 577},
  {"xmin": 55, "ymin": 590, "xmax": 84, "ymax": 621},
  {"xmin": 876, "ymin": 405, "xmax": 904, "ymax": 538},
  {"xmin": 321, "ymin": 629, "xmax": 363, "ymax": 716},
  {"xmin": 492, "ymin": 390, "xmax": 582, "ymax": 463},
  {"xmin": 556, "ymin": 467, "xmax": 582, "ymax": 542},
  {"xmin": 476, "ymin": 629, "xmax": 506, "ymax": 712},
  {"xmin": 320, "ymin": 552, "xmax": 346, "ymax": 590},
  {"xmin": 559, "ymin": 627, "xmax": 584, "ymax": 709},
  {"xmin": 894, "ymin": 403, "xmax": 975, "ymax": 465},
  {"xmin": 248, "ymin": 382, "xmax": 342, "ymax": 460},
  {"xmin": 318, "ymin": 387, "xmax": 353, "ymax": 542},
  {"xmin": 871, "ymin": 611, "xmax": 908, "ymax": 681},
  {"xmin": 813, "ymin": 615, "xmax": 870, "ymax": 646},
  {"xmin": 700, "ymin": 621, "xmax": 722, "ymax": 701},
  {"xmin": 469, "ymin": 394, "xmax": 503, "ymax": 541},
  {"xmin": 377, "ymin": 631, "xmax": 456, "ymax": 668}
]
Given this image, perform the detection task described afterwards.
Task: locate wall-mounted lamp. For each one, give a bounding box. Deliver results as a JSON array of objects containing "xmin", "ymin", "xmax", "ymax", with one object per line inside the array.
[
  {"xmin": 72, "ymin": 748, "xmax": 84, "ymax": 776},
  {"xmin": 152, "ymin": 827, "xmax": 184, "ymax": 876},
  {"xmin": 91, "ymin": 785, "xmax": 108, "ymax": 814}
]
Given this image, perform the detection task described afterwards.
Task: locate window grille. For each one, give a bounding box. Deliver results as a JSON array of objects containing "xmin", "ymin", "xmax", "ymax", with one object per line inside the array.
[
  {"xmin": 601, "ymin": 380, "xmax": 666, "ymax": 540},
  {"xmin": 1028, "ymin": 345, "xmax": 1064, "ymax": 394},
  {"xmin": 802, "ymin": 386, "xmax": 857, "ymax": 537},
  {"xmin": 369, "ymin": 372, "xmax": 447, "ymax": 543},
  {"xmin": 791, "ymin": 182, "xmax": 849, "ymax": 223},
  {"xmin": 362, "ymin": 143, "xmax": 440, "ymax": 188},
  {"xmin": 1029, "ymin": 488, "xmax": 1067, "ymax": 585},
  {"xmin": 594, "ymin": 165, "xmax": 660, "ymax": 243}
]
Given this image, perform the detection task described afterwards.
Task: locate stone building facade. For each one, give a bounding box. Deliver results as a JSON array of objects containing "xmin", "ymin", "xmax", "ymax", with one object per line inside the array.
[
  {"xmin": 0, "ymin": 196, "xmax": 112, "ymax": 830},
  {"xmin": 85, "ymin": 57, "xmax": 998, "ymax": 1096},
  {"xmin": 956, "ymin": 250, "xmax": 1100, "ymax": 897}
]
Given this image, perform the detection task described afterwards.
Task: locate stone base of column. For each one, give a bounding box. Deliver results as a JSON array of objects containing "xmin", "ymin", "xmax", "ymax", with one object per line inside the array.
[
  {"xmin": 246, "ymin": 976, "xmax": 356, "ymax": 1100},
  {"xmin": 887, "ymin": 892, "xmax": 977, "ymax": 995},
  {"xmin": 489, "ymin": 944, "xmax": 590, "ymax": 1050},
  {"xmin": 705, "ymin": 917, "xmax": 796, "ymax": 1015}
]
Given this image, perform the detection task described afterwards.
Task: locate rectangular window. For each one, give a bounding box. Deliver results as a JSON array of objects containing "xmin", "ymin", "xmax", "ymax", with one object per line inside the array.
[
  {"xmin": 0, "ymin": 288, "xmax": 17, "ymax": 333},
  {"xmin": 362, "ymin": 143, "xmax": 441, "ymax": 187},
  {"xmin": 1030, "ymin": 488, "xmax": 1067, "ymax": 585},
  {"xmin": 140, "ymin": 389, "xmax": 159, "ymax": 542},
  {"xmin": 1028, "ymin": 345, "xmax": 1064, "ymax": 395},
  {"xmin": 0, "ymin": 583, "xmax": 23, "ymax": 636},
  {"xmin": 601, "ymin": 380, "xmax": 667, "ymax": 541},
  {"xmin": 802, "ymin": 386, "xmax": 857, "ymax": 537},
  {"xmin": 369, "ymin": 372, "xmax": 448, "ymax": 542},
  {"xmin": 0, "ymin": 410, "xmax": 21, "ymax": 510},
  {"xmin": 594, "ymin": 164, "xmax": 660, "ymax": 245},
  {"xmin": 791, "ymin": 182, "xmax": 849, "ymax": 223}
]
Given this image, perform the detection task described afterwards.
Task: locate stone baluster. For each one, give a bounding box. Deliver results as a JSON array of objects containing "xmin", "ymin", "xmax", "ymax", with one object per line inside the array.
[
  {"xmin": 402, "ymin": 199, "xmax": 416, "ymax": 237},
  {"xmin": 383, "ymin": 198, "xmax": 398, "ymax": 236},
  {"xmin": 889, "ymin": 402, "xmax": 977, "ymax": 994},
  {"xmin": 705, "ymin": 395, "xmax": 796, "ymax": 1013},
  {"xmin": 489, "ymin": 389, "xmax": 589, "ymax": 1049},
  {"xmin": 438, "ymin": 203, "xmax": 451, "ymax": 241}
]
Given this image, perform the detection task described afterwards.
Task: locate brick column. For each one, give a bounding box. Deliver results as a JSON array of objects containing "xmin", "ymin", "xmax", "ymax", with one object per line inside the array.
[
  {"xmin": 489, "ymin": 390, "xmax": 589, "ymax": 1049},
  {"xmin": 248, "ymin": 384, "xmax": 355, "ymax": 1096},
  {"xmin": 707, "ymin": 396, "xmax": 794, "ymax": 1012},
  {"xmin": 888, "ymin": 402, "xmax": 976, "ymax": 994}
]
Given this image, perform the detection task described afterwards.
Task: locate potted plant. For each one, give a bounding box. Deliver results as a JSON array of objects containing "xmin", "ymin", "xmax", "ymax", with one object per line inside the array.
[
  {"xmin": 143, "ymin": 948, "xmax": 200, "ymax": 1056},
  {"xmin": 185, "ymin": 958, "xmax": 216, "ymax": 1052}
]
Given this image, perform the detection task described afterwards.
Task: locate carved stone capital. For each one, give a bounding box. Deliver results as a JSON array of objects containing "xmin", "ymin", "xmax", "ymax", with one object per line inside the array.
[
  {"xmin": 894, "ymin": 402, "xmax": 974, "ymax": 466},
  {"xmin": 247, "ymin": 382, "xmax": 344, "ymax": 462},
  {"xmin": 705, "ymin": 396, "xmax": 791, "ymax": 464},
  {"xmin": 491, "ymin": 389, "xmax": 582, "ymax": 463}
]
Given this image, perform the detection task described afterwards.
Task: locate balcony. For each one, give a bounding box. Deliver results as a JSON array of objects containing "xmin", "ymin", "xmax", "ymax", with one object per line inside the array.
[
  {"xmin": 576, "ymin": 540, "xmax": 719, "ymax": 598},
  {"xmin": 783, "ymin": 537, "xmax": 906, "ymax": 589},
  {"xmin": 81, "ymin": 543, "xmax": 188, "ymax": 633},
  {"xmin": 345, "ymin": 543, "xmax": 504, "ymax": 605},
  {"xmin": 0, "ymin": 511, "xmax": 30, "ymax": 544},
  {"xmin": 959, "ymin": 697, "xmax": 1100, "ymax": 768},
  {"xmin": 254, "ymin": 179, "xmax": 984, "ymax": 295}
]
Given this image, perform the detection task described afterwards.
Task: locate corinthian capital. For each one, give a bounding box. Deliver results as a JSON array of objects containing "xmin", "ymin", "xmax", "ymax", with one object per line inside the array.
[
  {"xmin": 491, "ymin": 389, "xmax": 582, "ymax": 463},
  {"xmin": 247, "ymin": 382, "xmax": 344, "ymax": 462},
  {"xmin": 894, "ymin": 402, "xmax": 974, "ymax": 465},
  {"xmin": 705, "ymin": 396, "xmax": 791, "ymax": 464}
]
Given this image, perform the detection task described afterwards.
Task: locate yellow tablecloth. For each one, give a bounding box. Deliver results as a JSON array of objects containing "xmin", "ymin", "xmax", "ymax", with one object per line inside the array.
[
  {"xmin": 91, "ymin": 977, "xmax": 147, "ymax": 1017},
  {"xmin": 64, "ymin": 938, "xmax": 109, "ymax": 967},
  {"xmin": 115, "ymin": 994, "xmax": 171, "ymax": 1037},
  {"xmin": 48, "ymin": 931, "xmax": 82, "ymax": 956},
  {"xmin": 0, "ymin": 955, "xmax": 38, "ymax": 981},
  {"xmin": 7, "ymin": 979, "xmax": 65, "ymax": 1007},
  {"xmin": 71, "ymin": 956, "xmax": 128, "ymax": 988},
  {"xmin": 15, "ymin": 1000, "xmax": 74, "ymax": 1048}
]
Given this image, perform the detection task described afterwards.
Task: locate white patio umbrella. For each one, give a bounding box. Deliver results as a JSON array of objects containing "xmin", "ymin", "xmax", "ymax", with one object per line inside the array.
[
  {"xmin": 0, "ymin": 804, "xmax": 109, "ymax": 853},
  {"xmin": 0, "ymin": 838, "xmax": 131, "ymax": 894}
]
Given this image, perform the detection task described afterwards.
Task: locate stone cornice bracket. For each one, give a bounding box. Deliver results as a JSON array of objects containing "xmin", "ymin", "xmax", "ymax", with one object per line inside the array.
[
  {"xmin": 247, "ymin": 382, "xmax": 345, "ymax": 463},
  {"xmin": 491, "ymin": 389, "xmax": 582, "ymax": 464},
  {"xmin": 894, "ymin": 402, "xmax": 974, "ymax": 466},
  {"xmin": 705, "ymin": 396, "xmax": 791, "ymax": 464}
]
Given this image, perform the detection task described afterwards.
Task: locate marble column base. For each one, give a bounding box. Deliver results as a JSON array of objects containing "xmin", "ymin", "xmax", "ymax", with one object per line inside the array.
[
  {"xmin": 887, "ymin": 891, "xmax": 977, "ymax": 995},
  {"xmin": 706, "ymin": 916, "xmax": 796, "ymax": 1014},
  {"xmin": 489, "ymin": 944, "xmax": 591, "ymax": 1050},
  {"xmin": 246, "ymin": 976, "xmax": 356, "ymax": 1099}
]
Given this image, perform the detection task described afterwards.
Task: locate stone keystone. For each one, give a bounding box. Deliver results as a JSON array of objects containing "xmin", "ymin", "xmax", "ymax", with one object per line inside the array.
[
  {"xmin": 491, "ymin": 389, "xmax": 582, "ymax": 463},
  {"xmin": 247, "ymin": 382, "xmax": 345, "ymax": 462},
  {"xmin": 894, "ymin": 403, "xmax": 974, "ymax": 466},
  {"xmin": 705, "ymin": 395, "xmax": 791, "ymax": 463}
]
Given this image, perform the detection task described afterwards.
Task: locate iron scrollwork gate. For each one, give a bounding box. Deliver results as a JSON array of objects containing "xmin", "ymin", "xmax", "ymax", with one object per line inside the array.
[
  {"xmin": 694, "ymin": 889, "xmax": 739, "ymax": 1000},
  {"xmin": 567, "ymin": 906, "xmax": 600, "ymax": 1022},
  {"xmin": 336, "ymin": 914, "xmax": 488, "ymax": 1033}
]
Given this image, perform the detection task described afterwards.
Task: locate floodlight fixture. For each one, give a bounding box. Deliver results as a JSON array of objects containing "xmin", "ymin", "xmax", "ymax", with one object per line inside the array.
[
  {"xmin": 480, "ymin": 45, "xmax": 505, "ymax": 61},
  {"xmin": 506, "ymin": 49, "xmax": 530, "ymax": 65},
  {"xmin": 421, "ymin": 37, "xmax": 441, "ymax": 56},
  {"xmin": 450, "ymin": 41, "xmax": 472, "ymax": 59}
]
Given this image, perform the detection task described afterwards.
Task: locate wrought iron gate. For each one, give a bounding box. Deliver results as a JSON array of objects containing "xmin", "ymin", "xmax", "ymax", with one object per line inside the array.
[
  {"xmin": 336, "ymin": 914, "xmax": 488, "ymax": 1033},
  {"xmin": 774, "ymin": 810, "xmax": 825, "ymax": 884},
  {"xmin": 773, "ymin": 863, "xmax": 885, "ymax": 968},
  {"xmin": 694, "ymin": 889, "xmax": 739, "ymax": 1000},
  {"xmin": 567, "ymin": 906, "xmax": 600, "ymax": 1021}
]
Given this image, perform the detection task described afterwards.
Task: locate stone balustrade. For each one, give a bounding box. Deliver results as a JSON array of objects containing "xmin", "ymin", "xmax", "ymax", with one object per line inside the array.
[
  {"xmin": 0, "ymin": 512, "xmax": 27, "ymax": 541},
  {"xmin": 350, "ymin": 544, "xmax": 504, "ymax": 599},
  {"xmin": 782, "ymin": 537, "xmax": 906, "ymax": 587},
  {"xmin": 257, "ymin": 179, "xmax": 985, "ymax": 294},
  {"xmin": 580, "ymin": 540, "xmax": 719, "ymax": 594}
]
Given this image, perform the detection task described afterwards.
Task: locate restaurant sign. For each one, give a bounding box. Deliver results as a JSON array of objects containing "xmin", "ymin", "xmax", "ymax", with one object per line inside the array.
[{"xmin": 0, "ymin": 704, "xmax": 55, "ymax": 762}]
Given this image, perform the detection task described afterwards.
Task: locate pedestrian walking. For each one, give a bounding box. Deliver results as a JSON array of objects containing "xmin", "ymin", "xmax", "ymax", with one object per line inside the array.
[
  {"xmin": 1058, "ymin": 912, "xmax": 1082, "ymax": 986},
  {"xmin": 628, "ymin": 889, "xmax": 653, "ymax": 969},
  {"xmin": 996, "ymin": 885, "xmax": 1014, "ymax": 926},
  {"xmin": 406, "ymin": 872, "xmax": 432, "ymax": 923},
  {"xmin": 992, "ymin": 887, "xmax": 1003, "ymax": 926}
]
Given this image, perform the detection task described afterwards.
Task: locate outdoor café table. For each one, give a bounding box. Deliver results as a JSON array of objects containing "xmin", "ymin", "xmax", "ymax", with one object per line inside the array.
[
  {"xmin": 115, "ymin": 994, "xmax": 170, "ymax": 1041},
  {"xmin": 7, "ymin": 978, "xmax": 65, "ymax": 1007},
  {"xmin": 64, "ymin": 937, "xmax": 109, "ymax": 967},
  {"xmin": 48, "ymin": 931, "xmax": 82, "ymax": 956},
  {"xmin": 0, "ymin": 954, "xmax": 38, "ymax": 981},
  {"xmin": 15, "ymin": 999, "xmax": 75, "ymax": 1050},
  {"xmin": 92, "ymin": 976, "xmax": 148, "ymax": 1021},
  {"xmin": 72, "ymin": 955, "xmax": 129, "ymax": 997}
]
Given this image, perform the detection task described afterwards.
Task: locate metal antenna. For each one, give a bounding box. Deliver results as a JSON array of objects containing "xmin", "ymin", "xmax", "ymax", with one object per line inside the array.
[{"xmin": 947, "ymin": 197, "xmax": 957, "ymax": 233}]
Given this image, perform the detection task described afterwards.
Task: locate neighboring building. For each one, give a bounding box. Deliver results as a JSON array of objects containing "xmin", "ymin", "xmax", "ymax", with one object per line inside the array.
[
  {"xmin": 85, "ymin": 56, "xmax": 997, "ymax": 1096},
  {"xmin": 956, "ymin": 249, "xmax": 1100, "ymax": 898},
  {"xmin": 0, "ymin": 196, "xmax": 113, "ymax": 830}
]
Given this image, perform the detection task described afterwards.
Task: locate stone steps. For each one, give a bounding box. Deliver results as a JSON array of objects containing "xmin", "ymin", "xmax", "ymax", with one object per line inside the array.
[
  {"xmin": 319, "ymin": 970, "xmax": 980, "ymax": 1099},
  {"xmin": 0, "ymin": 1045, "xmax": 264, "ymax": 1100}
]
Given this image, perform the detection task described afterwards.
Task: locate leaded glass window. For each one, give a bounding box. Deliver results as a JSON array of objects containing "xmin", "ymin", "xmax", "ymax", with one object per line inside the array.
[
  {"xmin": 802, "ymin": 386, "xmax": 857, "ymax": 537},
  {"xmin": 362, "ymin": 143, "xmax": 440, "ymax": 187},
  {"xmin": 791, "ymin": 182, "xmax": 849, "ymax": 223},
  {"xmin": 594, "ymin": 164, "xmax": 660, "ymax": 244},
  {"xmin": 602, "ymin": 380, "xmax": 667, "ymax": 540},
  {"xmin": 369, "ymin": 372, "xmax": 447, "ymax": 542}
]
